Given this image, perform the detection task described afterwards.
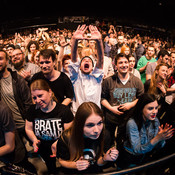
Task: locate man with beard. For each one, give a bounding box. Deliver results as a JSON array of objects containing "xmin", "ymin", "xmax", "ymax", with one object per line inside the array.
[
  {"xmin": 101, "ymin": 53, "xmax": 144, "ymax": 146},
  {"xmin": 11, "ymin": 48, "xmax": 40, "ymax": 83},
  {"xmin": 31, "ymin": 49, "xmax": 74, "ymax": 106},
  {"xmin": 69, "ymin": 25, "xmax": 104, "ymax": 115}
]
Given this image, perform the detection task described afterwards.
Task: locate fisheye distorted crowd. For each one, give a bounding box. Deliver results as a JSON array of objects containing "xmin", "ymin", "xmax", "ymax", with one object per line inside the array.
[{"xmin": 0, "ymin": 20, "xmax": 175, "ymax": 175}]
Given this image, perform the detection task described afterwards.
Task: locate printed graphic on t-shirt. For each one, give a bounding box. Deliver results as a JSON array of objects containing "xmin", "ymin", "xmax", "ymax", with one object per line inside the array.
[
  {"xmin": 34, "ymin": 118, "xmax": 63, "ymax": 141},
  {"xmin": 113, "ymin": 88, "xmax": 136, "ymax": 104}
]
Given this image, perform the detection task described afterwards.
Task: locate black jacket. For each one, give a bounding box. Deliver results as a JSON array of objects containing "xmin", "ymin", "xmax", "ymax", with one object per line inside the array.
[{"xmin": 6, "ymin": 69, "xmax": 32, "ymax": 120}]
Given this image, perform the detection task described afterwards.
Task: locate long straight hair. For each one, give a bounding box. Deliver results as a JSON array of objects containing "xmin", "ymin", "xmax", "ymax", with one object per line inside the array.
[{"xmin": 63, "ymin": 102, "xmax": 104, "ymax": 161}]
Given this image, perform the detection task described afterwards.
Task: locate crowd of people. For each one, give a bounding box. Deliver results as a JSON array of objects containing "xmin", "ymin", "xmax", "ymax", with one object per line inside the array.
[{"xmin": 0, "ymin": 21, "xmax": 175, "ymax": 175}]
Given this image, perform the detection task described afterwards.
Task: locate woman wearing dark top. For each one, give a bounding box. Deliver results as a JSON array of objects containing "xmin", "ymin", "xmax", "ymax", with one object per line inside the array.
[
  {"xmin": 25, "ymin": 79, "xmax": 74, "ymax": 173},
  {"xmin": 56, "ymin": 102, "xmax": 119, "ymax": 174}
]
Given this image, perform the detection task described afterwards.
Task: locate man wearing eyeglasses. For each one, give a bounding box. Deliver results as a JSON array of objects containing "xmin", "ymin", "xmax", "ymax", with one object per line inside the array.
[{"xmin": 11, "ymin": 48, "xmax": 41, "ymax": 82}]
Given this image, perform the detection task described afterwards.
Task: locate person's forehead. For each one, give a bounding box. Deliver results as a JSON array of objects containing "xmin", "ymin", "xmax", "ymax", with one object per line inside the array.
[
  {"xmin": 82, "ymin": 57, "xmax": 92, "ymax": 61},
  {"xmin": 12, "ymin": 49, "xmax": 22, "ymax": 54},
  {"xmin": 129, "ymin": 57, "xmax": 135, "ymax": 61},
  {"xmin": 39, "ymin": 55, "xmax": 52, "ymax": 61},
  {"xmin": 148, "ymin": 47, "xmax": 154, "ymax": 50},
  {"xmin": 159, "ymin": 66, "xmax": 168, "ymax": 70},
  {"xmin": 163, "ymin": 55, "xmax": 169, "ymax": 58},
  {"xmin": 117, "ymin": 57, "xmax": 128, "ymax": 62},
  {"xmin": 85, "ymin": 113, "xmax": 102, "ymax": 124}
]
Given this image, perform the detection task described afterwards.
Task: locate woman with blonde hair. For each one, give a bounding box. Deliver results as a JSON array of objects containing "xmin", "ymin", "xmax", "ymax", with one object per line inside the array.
[{"xmin": 25, "ymin": 79, "xmax": 74, "ymax": 174}]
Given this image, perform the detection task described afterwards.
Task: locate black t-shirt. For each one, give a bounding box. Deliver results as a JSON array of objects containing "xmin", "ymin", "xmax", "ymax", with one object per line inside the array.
[
  {"xmin": 26, "ymin": 103, "xmax": 74, "ymax": 142},
  {"xmin": 31, "ymin": 71, "xmax": 74, "ymax": 104},
  {"xmin": 56, "ymin": 131, "xmax": 111, "ymax": 174}
]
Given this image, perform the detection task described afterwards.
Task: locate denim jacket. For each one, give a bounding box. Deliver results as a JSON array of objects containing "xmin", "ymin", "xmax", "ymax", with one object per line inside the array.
[{"xmin": 124, "ymin": 117, "xmax": 165, "ymax": 155}]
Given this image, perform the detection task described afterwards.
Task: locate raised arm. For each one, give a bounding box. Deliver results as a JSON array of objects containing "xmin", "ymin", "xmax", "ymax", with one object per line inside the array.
[
  {"xmin": 89, "ymin": 25, "xmax": 104, "ymax": 69},
  {"xmin": 71, "ymin": 25, "xmax": 88, "ymax": 62}
]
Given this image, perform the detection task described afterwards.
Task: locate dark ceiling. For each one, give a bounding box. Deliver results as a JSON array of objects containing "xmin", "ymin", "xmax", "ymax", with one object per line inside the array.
[{"xmin": 0, "ymin": 0, "xmax": 175, "ymax": 29}]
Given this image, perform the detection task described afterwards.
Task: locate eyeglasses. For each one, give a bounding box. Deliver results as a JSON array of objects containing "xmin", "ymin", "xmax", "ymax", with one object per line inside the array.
[{"xmin": 12, "ymin": 53, "xmax": 22, "ymax": 59}]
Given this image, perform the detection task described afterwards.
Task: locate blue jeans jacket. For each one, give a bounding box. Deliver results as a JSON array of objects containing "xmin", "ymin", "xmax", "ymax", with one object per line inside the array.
[{"xmin": 124, "ymin": 117, "xmax": 165, "ymax": 155}]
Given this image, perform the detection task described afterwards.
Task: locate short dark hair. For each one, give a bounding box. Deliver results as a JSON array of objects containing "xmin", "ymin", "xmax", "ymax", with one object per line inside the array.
[
  {"xmin": 0, "ymin": 49, "xmax": 9, "ymax": 60},
  {"xmin": 39, "ymin": 49, "xmax": 56, "ymax": 62},
  {"xmin": 114, "ymin": 53, "xmax": 129, "ymax": 65},
  {"xmin": 157, "ymin": 49, "xmax": 170, "ymax": 60}
]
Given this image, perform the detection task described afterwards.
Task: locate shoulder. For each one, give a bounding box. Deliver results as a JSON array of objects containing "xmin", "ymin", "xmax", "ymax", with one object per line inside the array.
[
  {"xmin": 139, "ymin": 55, "xmax": 146, "ymax": 61},
  {"xmin": 130, "ymin": 73, "xmax": 143, "ymax": 85},
  {"xmin": 126, "ymin": 118, "xmax": 138, "ymax": 131},
  {"xmin": 56, "ymin": 103, "xmax": 73, "ymax": 115},
  {"xmin": 60, "ymin": 72, "xmax": 71, "ymax": 81},
  {"xmin": 31, "ymin": 71, "xmax": 44, "ymax": 80},
  {"xmin": 127, "ymin": 118, "xmax": 136, "ymax": 126}
]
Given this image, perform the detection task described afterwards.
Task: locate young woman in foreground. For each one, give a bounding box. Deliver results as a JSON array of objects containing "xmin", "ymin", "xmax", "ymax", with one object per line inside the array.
[
  {"xmin": 56, "ymin": 102, "xmax": 119, "ymax": 174},
  {"xmin": 118, "ymin": 93, "xmax": 174, "ymax": 168}
]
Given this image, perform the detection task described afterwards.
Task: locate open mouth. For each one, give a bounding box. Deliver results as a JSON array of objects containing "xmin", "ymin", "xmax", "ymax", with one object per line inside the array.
[{"xmin": 84, "ymin": 64, "xmax": 89, "ymax": 69}]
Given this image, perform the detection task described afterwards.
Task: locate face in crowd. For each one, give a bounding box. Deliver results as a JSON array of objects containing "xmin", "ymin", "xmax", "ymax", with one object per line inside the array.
[
  {"xmin": 142, "ymin": 100, "xmax": 158, "ymax": 121},
  {"xmin": 39, "ymin": 56, "xmax": 55, "ymax": 75},
  {"xmin": 116, "ymin": 56, "xmax": 129, "ymax": 75},
  {"xmin": 11, "ymin": 49, "xmax": 25, "ymax": 69},
  {"xmin": 83, "ymin": 112, "xmax": 103, "ymax": 140},
  {"xmin": 80, "ymin": 56, "xmax": 94, "ymax": 74}
]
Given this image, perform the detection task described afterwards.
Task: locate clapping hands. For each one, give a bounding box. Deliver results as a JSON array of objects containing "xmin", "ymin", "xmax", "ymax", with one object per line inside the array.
[{"xmin": 157, "ymin": 123, "xmax": 174, "ymax": 141}]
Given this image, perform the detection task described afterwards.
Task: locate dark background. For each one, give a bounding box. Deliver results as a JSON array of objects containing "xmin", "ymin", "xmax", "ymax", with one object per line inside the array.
[{"xmin": 0, "ymin": 0, "xmax": 175, "ymax": 32}]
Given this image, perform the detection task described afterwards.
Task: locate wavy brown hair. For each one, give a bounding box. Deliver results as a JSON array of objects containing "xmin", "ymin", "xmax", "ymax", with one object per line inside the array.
[{"xmin": 148, "ymin": 63, "xmax": 168, "ymax": 95}]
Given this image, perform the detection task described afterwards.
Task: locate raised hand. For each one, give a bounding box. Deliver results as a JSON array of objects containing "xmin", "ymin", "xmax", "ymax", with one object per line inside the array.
[
  {"xmin": 89, "ymin": 25, "xmax": 102, "ymax": 40},
  {"xmin": 72, "ymin": 25, "xmax": 88, "ymax": 40},
  {"xmin": 157, "ymin": 123, "xmax": 174, "ymax": 141}
]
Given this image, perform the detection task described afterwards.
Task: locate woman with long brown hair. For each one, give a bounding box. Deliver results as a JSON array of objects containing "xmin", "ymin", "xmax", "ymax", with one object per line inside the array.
[{"xmin": 56, "ymin": 102, "xmax": 119, "ymax": 174}]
